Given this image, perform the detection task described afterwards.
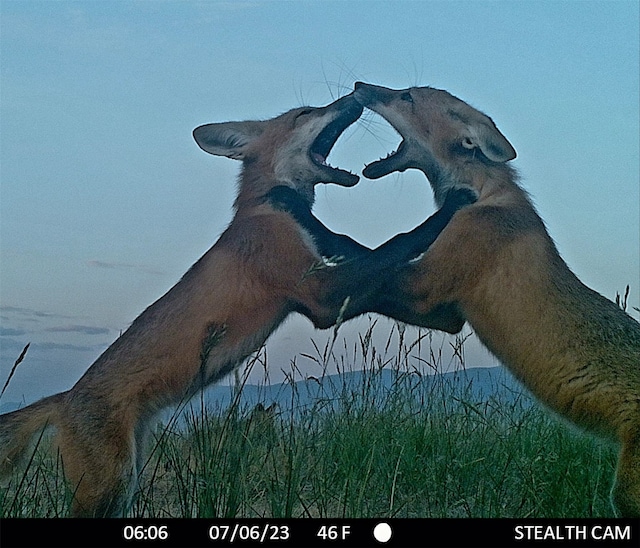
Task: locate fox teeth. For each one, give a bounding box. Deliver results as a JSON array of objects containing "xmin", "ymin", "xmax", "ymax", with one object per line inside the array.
[
  {"xmin": 312, "ymin": 152, "xmax": 354, "ymax": 174},
  {"xmin": 376, "ymin": 150, "xmax": 397, "ymax": 162}
]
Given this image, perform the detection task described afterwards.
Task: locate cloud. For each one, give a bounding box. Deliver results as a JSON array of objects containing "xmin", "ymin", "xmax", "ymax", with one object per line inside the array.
[
  {"xmin": 0, "ymin": 309, "xmax": 110, "ymax": 341},
  {"xmin": 87, "ymin": 260, "xmax": 164, "ymax": 275},
  {"xmin": 87, "ymin": 260, "xmax": 131, "ymax": 270},
  {"xmin": 44, "ymin": 325, "xmax": 110, "ymax": 336},
  {"xmin": 35, "ymin": 341, "xmax": 106, "ymax": 353},
  {"xmin": 0, "ymin": 306, "xmax": 74, "ymax": 321},
  {"xmin": 0, "ymin": 327, "xmax": 27, "ymax": 337},
  {"xmin": 0, "ymin": 338, "xmax": 105, "ymax": 356}
]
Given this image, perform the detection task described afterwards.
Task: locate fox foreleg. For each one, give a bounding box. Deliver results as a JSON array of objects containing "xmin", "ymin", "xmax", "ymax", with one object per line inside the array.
[
  {"xmin": 269, "ymin": 186, "xmax": 476, "ymax": 329},
  {"xmin": 266, "ymin": 186, "xmax": 370, "ymax": 260}
]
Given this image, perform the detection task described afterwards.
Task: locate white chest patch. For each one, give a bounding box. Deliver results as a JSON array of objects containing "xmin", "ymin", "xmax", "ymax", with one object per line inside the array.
[{"xmin": 296, "ymin": 225, "xmax": 321, "ymax": 258}]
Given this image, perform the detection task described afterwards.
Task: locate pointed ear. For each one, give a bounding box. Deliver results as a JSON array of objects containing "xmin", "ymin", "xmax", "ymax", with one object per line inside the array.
[
  {"xmin": 193, "ymin": 121, "xmax": 264, "ymax": 160},
  {"xmin": 464, "ymin": 124, "xmax": 516, "ymax": 162}
]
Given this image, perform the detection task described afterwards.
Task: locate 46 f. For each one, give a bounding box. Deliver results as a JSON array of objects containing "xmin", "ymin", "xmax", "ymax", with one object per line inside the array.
[{"xmin": 317, "ymin": 525, "xmax": 351, "ymax": 541}]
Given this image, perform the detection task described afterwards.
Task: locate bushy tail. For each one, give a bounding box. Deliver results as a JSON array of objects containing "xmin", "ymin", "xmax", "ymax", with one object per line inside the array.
[{"xmin": 0, "ymin": 392, "xmax": 67, "ymax": 478}]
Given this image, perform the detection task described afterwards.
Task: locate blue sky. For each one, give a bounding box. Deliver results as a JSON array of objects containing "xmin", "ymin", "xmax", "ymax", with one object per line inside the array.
[{"xmin": 1, "ymin": 0, "xmax": 638, "ymax": 405}]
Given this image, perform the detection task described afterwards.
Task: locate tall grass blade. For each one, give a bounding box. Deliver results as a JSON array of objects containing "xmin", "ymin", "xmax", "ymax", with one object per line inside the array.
[{"xmin": 1, "ymin": 343, "xmax": 30, "ymax": 399}]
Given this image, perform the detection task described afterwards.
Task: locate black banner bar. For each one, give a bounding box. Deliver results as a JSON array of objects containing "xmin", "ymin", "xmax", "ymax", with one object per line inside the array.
[{"xmin": 1, "ymin": 518, "xmax": 637, "ymax": 548}]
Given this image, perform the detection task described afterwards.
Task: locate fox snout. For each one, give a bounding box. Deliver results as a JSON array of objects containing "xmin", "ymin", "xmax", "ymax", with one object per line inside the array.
[{"xmin": 354, "ymin": 81, "xmax": 395, "ymax": 106}]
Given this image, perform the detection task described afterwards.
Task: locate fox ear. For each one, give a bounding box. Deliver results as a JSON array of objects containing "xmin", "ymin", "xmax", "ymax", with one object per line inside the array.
[
  {"xmin": 463, "ymin": 124, "xmax": 516, "ymax": 163},
  {"xmin": 193, "ymin": 121, "xmax": 264, "ymax": 160}
]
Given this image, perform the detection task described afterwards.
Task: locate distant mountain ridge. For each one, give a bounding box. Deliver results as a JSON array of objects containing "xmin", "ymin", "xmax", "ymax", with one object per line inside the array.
[
  {"xmin": 0, "ymin": 366, "xmax": 534, "ymax": 419},
  {"xmin": 172, "ymin": 365, "xmax": 534, "ymax": 422}
]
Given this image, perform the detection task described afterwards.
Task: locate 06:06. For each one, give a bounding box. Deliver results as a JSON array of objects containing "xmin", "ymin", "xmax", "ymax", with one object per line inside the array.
[{"xmin": 123, "ymin": 525, "xmax": 169, "ymax": 541}]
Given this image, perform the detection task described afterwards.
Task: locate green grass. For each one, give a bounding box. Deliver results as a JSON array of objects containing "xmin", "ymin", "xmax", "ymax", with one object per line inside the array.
[{"xmin": 0, "ymin": 324, "xmax": 618, "ymax": 518}]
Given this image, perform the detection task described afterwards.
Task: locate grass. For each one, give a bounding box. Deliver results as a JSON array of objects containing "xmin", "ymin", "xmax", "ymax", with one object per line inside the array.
[{"xmin": 0, "ymin": 322, "xmax": 618, "ymax": 518}]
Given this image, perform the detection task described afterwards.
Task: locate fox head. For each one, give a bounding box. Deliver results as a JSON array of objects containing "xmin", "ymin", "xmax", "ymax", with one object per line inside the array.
[
  {"xmin": 193, "ymin": 94, "xmax": 362, "ymax": 206},
  {"xmin": 354, "ymin": 82, "xmax": 516, "ymax": 205}
]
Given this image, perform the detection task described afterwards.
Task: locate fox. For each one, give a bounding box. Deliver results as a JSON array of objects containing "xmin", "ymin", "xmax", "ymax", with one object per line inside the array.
[
  {"xmin": 0, "ymin": 93, "xmax": 476, "ymax": 517},
  {"xmin": 273, "ymin": 82, "xmax": 640, "ymax": 517}
]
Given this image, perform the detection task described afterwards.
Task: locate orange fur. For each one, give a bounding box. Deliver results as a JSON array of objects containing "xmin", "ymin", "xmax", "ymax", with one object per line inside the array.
[
  {"xmin": 0, "ymin": 95, "xmax": 371, "ymax": 517},
  {"xmin": 1, "ymin": 92, "xmax": 475, "ymax": 517},
  {"xmin": 354, "ymin": 82, "xmax": 640, "ymax": 517}
]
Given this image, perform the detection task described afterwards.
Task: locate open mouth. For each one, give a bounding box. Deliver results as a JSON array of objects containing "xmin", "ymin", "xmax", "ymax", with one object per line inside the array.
[
  {"xmin": 353, "ymin": 82, "xmax": 412, "ymax": 180},
  {"xmin": 309, "ymin": 97, "xmax": 363, "ymax": 186},
  {"xmin": 362, "ymin": 136, "xmax": 409, "ymax": 179}
]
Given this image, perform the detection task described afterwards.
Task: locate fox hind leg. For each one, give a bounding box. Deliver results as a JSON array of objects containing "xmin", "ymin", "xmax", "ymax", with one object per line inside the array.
[
  {"xmin": 612, "ymin": 432, "xmax": 640, "ymax": 517},
  {"xmin": 57, "ymin": 422, "xmax": 137, "ymax": 517}
]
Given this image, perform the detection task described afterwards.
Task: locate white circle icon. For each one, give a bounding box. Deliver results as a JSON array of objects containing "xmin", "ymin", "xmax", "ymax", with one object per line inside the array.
[{"xmin": 373, "ymin": 522, "xmax": 393, "ymax": 543}]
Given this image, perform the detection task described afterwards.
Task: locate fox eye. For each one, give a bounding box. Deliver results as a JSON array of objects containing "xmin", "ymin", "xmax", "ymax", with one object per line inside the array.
[
  {"xmin": 462, "ymin": 137, "xmax": 475, "ymax": 149},
  {"xmin": 294, "ymin": 109, "xmax": 314, "ymax": 125},
  {"xmin": 400, "ymin": 92, "xmax": 413, "ymax": 103}
]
